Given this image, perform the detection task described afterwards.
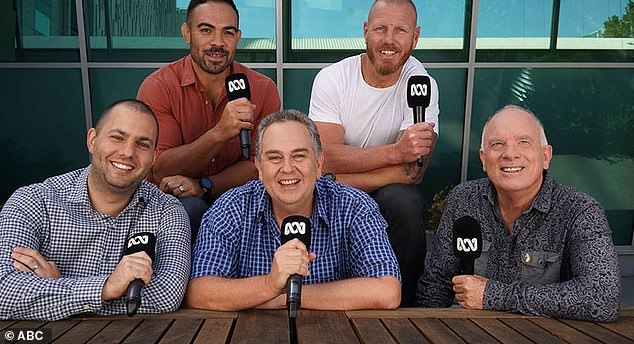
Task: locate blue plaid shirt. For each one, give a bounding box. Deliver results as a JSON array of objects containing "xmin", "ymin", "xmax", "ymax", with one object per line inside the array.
[
  {"xmin": 191, "ymin": 178, "xmax": 400, "ymax": 283},
  {"xmin": 0, "ymin": 167, "xmax": 191, "ymax": 320}
]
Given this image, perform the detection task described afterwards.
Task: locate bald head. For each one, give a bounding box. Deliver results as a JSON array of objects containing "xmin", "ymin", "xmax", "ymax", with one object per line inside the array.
[
  {"xmin": 369, "ymin": 0, "xmax": 417, "ymax": 25},
  {"xmin": 96, "ymin": 99, "xmax": 159, "ymax": 147},
  {"xmin": 480, "ymin": 105, "xmax": 548, "ymax": 151}
]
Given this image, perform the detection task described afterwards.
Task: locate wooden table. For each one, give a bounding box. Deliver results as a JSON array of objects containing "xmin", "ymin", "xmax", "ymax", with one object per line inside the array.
[{"xmin": 1, "ymin": 308, "xmax": 632, "ymax": 343}]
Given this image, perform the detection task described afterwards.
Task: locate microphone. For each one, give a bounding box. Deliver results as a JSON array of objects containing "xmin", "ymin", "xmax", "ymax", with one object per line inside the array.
[
  {"xmin": 406, "ymin": 75, "xmax": 432, "ymax": 167},
  {"xmin": 452, "ymin": 216, "xmax": 482, "ymax": 275},
  {"xmin": 225, "ymin": 73, "xmax": 252, "ymax": 160},
  {"xmin": 122, "ymin": 232, "xmax": 156, "ymax": 317},
  {"xmin": 280, "ymin": 215, "xmax": 312, "ymax": 319}
]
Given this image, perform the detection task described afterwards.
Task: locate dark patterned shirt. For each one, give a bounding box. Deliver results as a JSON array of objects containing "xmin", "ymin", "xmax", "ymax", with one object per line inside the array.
[
  {"xmin": 417, "ymin": 172, "xmax": 620, "ymax": 322},
  {"xmin": 191, "ymin": 178, "xmax": 400, "ymax": 283},
  {"xmin": 0, "ymin": 167, "xmax": 191, "ymax": 320}
]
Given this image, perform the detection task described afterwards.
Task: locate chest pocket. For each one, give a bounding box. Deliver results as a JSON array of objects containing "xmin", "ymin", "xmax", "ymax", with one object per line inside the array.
[
  {"xmin": 473, "ymin": 240, "xmax": 491, "ymax": 276},
  {"xmin": 521, "ymin": 251, "xmax": 562, "ymax": 285}
]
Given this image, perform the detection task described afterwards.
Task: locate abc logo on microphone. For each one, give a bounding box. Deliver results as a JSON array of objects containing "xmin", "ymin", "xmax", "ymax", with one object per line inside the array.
[
  {"xmin": 127, "ymin": 234, "xmax": 150, "ymax": 248},
  {"xmin": 456, "ymin": 237, "xmax": 478, "ymax": 253},
  {"xmin": 284, "ymin": 221, "xmax": 306, "ymax": 235},
  {"xmin": 227, "ymin": 79, "xmax": 246, "ymax": 92},
  {"xmin": 410, "ymin": 82, "xmax": 428, "ymax": 97}
]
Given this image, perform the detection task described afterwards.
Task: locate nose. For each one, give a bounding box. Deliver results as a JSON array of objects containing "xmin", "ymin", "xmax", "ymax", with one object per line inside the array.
[
  {"xmin": 210, "ymin": 30, "xmax": 225, "ymax": 47},
  {"xmin": 383, "ymin": 28, "xmax": 395, "ymax": 44},
  {"xmin": 501, "ymin": 142, "xmax": 520, "ymax": 159},
  {"xmin": 119, "ymin": 140, "xmax": 135, "ymax": 157},
  {"xmin": 280, "ymin": 157, "xmax": 295, "ymax": 173}
]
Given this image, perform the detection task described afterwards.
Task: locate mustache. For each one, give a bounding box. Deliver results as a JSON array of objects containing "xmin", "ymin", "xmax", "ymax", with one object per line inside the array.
[{"xmin": 204, "ymin": 46, "xmax": 228, "ymax": 56}]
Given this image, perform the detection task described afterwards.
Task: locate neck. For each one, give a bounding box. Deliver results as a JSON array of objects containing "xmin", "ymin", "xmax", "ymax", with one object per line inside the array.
[
  {"xmin": 360, "ymin": 54, "xmax": 402, "ymax": 88},
  {"xmin": 495, "ymin": 187, "xmax": 540, "ymax": 232},
  {"xmin": 87, "ymin": 173, "xmax": 134, "ymax": 217},
  {"xmin": 272, "ymin": 202, "xmax": 313, "ymax": 228}
]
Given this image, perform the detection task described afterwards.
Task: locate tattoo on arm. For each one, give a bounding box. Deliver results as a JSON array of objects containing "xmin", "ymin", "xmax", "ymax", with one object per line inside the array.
[{"xmin": 403, "ymin": 161, "xmax": 424, "ymax": 183}]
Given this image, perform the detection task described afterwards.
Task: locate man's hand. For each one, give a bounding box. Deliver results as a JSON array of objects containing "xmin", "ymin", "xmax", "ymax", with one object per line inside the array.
[
  {"xmin": 11, "ymin": 247, "xmax": 61, "ymax": 278},
  {"xmin": 394, "ymin": 122, "xmax": 436, "ymax": 164},
  {"xmin": 452, "ymin": 275, "xmax": 488, "ymax": 309},
  {"xmin": 159, "ymin": 175, "xmax": 203, "ymax": 198},
  {"xmin": 265, "ymin": 239, "xmax": 316, "ymax": 296},
  {"xmin": 102, "ymin": 251, "xmax": 153, "ymax": 301},
  {"xmin": 215, "ymin": 98, "xmax": 256, "ymax": 141}
]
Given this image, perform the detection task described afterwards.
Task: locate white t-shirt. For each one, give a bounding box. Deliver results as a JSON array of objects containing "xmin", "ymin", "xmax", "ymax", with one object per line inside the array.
[{"xmin": 309, "ymin": 54, "xmax": 440, "ymax": 148}]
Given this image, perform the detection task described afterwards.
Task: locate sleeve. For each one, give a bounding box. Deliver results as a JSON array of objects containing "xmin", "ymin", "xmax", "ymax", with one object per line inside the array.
[
  {"xmin": 137, "ymin": 75, "xmax": 184, "ymax": 162},
  {"xmin": 347, "ymin": 194, "xmax": 401, "ymax": 280},
  {"xmin": 132, "ymin": 201, "xmax": 191, "ymax": 314},
  {"xmin": 483, "ymin": 202, "xmax": 621, "ymax": 322},
  {"xmin": 190, "ymin": 196, "xmax": 241, "ymax": 279},
  {"xmin": 250, "ymin": 78, "xmax": 281, "ymax": 158},
  {"xmin": 0, "ymin": 187, "xmax": 108, "ymax": 321},
  {"xmin": 308, "ymin": 68, "xmax": 343, "ymax": 125},
  {"xmin": 416, "ymin": 188, "xmax": 461, "ymax": 307}
]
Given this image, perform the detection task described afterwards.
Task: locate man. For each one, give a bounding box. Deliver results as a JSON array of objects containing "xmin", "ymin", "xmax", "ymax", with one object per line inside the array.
[
  {"xmin": 0, "ymin": 100, "xmax": 191, "ymax": 320},
  {"xmin": 417, "ymin": 105, "xmax": 620, "ymax": 322},
  {"xmin": 137, "ymin": 0, "xmax": 281, "ymax": 237},
  {"xmin": 308, "ymin": 0, "xmax": 439, "ymax": 307},
  {"xmin": 186, "ymin": 110, "xmax": 401, "ymax": 311}
]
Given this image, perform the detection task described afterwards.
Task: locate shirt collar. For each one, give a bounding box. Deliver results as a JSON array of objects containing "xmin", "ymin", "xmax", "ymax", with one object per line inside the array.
[{"xmin": 483, "ymin": 170, "xmax": 553, "ymax": 214}]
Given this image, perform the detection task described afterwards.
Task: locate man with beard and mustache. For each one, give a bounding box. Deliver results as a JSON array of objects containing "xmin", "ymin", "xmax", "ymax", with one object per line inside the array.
[
  {"xmin": 137, "ymin": 0, "xmax": 280, "ymax": 240},
  {"xmin": 0, "ymin": 100, "xmax": 191, "ymax": 320},
  {"xmin": 308, "ymin": 0, "xmax": 440, "ymax": 307}
]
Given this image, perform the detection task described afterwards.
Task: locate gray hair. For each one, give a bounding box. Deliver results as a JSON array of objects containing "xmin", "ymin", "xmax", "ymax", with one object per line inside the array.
[
  {"xmin": 480, "ymin": 104, "xmax": 548, "ymax": 150},
  {"xmin": 255, "ymin": 110, "xmax": 323, "ymax": 160}
]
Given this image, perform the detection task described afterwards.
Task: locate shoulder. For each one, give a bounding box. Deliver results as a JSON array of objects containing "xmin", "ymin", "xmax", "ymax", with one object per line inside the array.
[
  {"xmin": 317, "ymin": 179, "xmax": 379, "ymax": 213},
  {"xmin": 318, "ymin": 55, "xmax": 360, "ymax": 78},
  {"xmin": 546, "ymin": 177, "xmax": 605, "ymax": 219},
  {"xmin": 212, "ymin": 180, "xmax": 265, "ymax": 212},
  {"xmin": 138, "ymin": 180, "xmax": 184, "ymax": 212},
  {"xmin": 143, "ymin": 56, "xmax": 188, "ymax": 83}
]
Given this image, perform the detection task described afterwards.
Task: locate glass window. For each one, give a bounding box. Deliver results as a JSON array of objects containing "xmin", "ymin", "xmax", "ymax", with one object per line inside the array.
[
  {"xmin": 476, "ymin": 0, "xmax": 554, "ymax": 49},
  {"xmin": 558, "ymin": 0, "xmax": 634, "ymax": 49},
  {"xmin": 291, "ymin": 0, "xmax": 465, "ymax": 50},
  {"xmin": 85, "ymin": 0, "xmax": 275, "ymax": 61}
]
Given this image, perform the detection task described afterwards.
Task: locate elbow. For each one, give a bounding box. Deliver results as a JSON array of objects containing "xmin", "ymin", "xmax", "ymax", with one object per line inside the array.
[{"xmin": 374, "ymin": 277, "xmax": 401, "ymax": 309}]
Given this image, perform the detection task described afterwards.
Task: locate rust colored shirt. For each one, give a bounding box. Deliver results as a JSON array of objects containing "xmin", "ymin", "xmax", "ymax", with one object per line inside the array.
[{"xmin": 137, "ymin": 55, "xmax": 280, "ymax": 183}]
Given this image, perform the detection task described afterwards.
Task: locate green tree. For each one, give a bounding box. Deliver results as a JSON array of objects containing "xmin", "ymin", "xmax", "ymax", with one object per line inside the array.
[{"xmin": 602, "ymin": 0, "xmax": 634, "ymax": 37}]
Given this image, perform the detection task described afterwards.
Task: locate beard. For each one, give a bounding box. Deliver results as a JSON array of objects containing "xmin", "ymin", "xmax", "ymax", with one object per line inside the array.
[
  {"xmin": 365, "ymin": 43, "xmax": 412, "ymax": 76},
  {"xmin": 191, "ymin": 46, "xmax": 233, "ymax": 75}
]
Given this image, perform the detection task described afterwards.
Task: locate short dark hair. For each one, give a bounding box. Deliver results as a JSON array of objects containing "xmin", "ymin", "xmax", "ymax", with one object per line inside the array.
[
  {"xmin": 96, "ymin": 99, "xmax": 159, "ymax": 146},
  {"xmin": 186, "ymin": 0, "xmax": 240, "ymax": 27}
]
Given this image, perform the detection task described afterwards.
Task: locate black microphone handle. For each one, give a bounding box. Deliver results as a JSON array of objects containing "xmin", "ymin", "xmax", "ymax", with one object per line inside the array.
[
  {"xmin": 461, "ymin": 259, "xmax": 475, "ymax": 275},
  {"xmin": 239, "ymin": 129, "xmax": 251, "ymax": 159},
  {"xmin": 413, "ymin": 106, "xmax": 425, "ymax": 167},
  {"xmin": 286, "ymin": 274, "xmax": 303, "ymax": 318},
  {"xmin": 125, "ymin": 278, "xmax": 143, "ymax": 316}
]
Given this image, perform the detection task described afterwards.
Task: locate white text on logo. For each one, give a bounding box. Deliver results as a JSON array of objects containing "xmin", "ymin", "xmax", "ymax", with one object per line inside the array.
[
  {"xmin": 456, "ymin": 237, "xmax": 478, "ymax": 252},
  {"xmin": 284, "ymin": 222, "xmax": 306, "ymax": 235},
  {"xmin": 128, "ymin": 235, "xmax": 149, "ymax": 247},
  {"xmin": 228, "ymin": 79, "xmax": 246, "ymax": 92},
  {"xmin": 410, "ymin": 83, "xmax": 428, "ymax": 97}
]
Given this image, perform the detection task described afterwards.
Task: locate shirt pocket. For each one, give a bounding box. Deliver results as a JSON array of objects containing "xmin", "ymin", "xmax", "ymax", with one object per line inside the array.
[
  {"xmin": 520, "ymin": 251, "xmax": 562, "ymax": 285},
  {"xmin": 473, "ymin": 240, "xmax": 491, "ymax": 276}
]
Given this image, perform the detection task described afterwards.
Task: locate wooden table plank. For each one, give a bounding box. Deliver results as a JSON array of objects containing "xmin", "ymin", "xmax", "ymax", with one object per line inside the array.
[
  {"xmin": 562, "ymin": 319, "xmax": 633, "ymax": 344},
  {"xmin": 86, "ymin": 319, "xmax": 142, "ymax": 344},
  {"xmin": 53, "ymin": 320, "xmax": 110, "ymax": 344},
  {"xmin": 470, "ymin": 318, "xmax": 533, "ymax": 344},
  {"xmin": 347, "ymin": 308, "xmax": 534, "ymax": 319},
  {"xmin": 500, "ymin": 318, "xmax": 566, "ymax": 344},
  {"xmin": 231, "ymin": 310, "xmax": 359, "ymax": 344},
  {"xmin": 72, "ymin": 309, "xmax": 237, "ymax": 321},
  {"xmin": 382, "ymin": 318, "xmax": 430, "ymax": 344},
  {"xmin": 0, "ymin": 321, "xmax": 17, "ymax": 331},
  {"xmin": 441, "ymin": 318, "xmax": 499, "ymax": 343},
  {"xmin": 350, "ymin": 318, "xmax": 396, "ymax": 344},
  {"xmin": 411, "ymin": 318, "xmax": 466, "ymax": 344},
  {"xmin": 5, "ymin": 320, "xmax": 46, "ymax": 330},
  {"xmin": 598, "ymin": 317, "xmax": 634, "ymax": 340},
  {"xmin": 159, "ymin": 319, "xmax": 202, "ymax": 344},
  {"xmin": 530, "ymin": 318, "xmax": 601, "ymax": 344},
  {"xmin": 122, "ymin": 319, "xmax": 172, "ymax": 344},
  {"xmin": 192, "ymin": 319, "xmax": 234, "ymax": 344}
]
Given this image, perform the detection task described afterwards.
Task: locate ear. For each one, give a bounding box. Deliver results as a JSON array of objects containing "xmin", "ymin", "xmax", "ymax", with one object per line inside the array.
[
  {"xmin": 363, "ymin": 21, "xmax": 369, "ymax": 42},
  {"xmin": 181, "ymin": 23, "xmax": 191, "ymax": 45},
  {"xmin": 316, "ymin": 153, "xmax": 325, "ymax": 177},
  {"xmin": 87, "ymin": 128, "xmax": 97, "ymax": 154},
  {"xmin": 412, "ymin": 26, "xmax": 421, "ymax": 49},
  {"xmin": 542, "ymin": 145, "xmax": 553, "ymax": 170},
  {"xmin": 236, "ymin": 28, "xmax": 242, "ymax": 42},
  {"xmin": 254, "ymin": 158, "xmax": 263, "ymax": 181},
  {"xmin": 479, "ymin": 149, "xmax": 487, "ymax": 172}
]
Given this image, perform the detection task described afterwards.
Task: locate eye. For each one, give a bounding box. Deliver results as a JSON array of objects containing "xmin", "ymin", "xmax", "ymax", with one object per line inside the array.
[
  {"xmin": 224, "ymin": 30, "xmax": 236, "ymax": 37},
  {"xmin": 268, "ymin": 155, "xmax": 282, "ymax": 163},
  {"xmin": 111, "ymin": 135, "xmax": 124, "ymax": 142},
  {"xmin": 489, "ymin": 142, "xmax": 503, "ymax": 149},
  {"xmin": 200, "ymin": 28, "xmax": 211, "ymax": 34},
  {"xmin": 373, "ymin": 26, "xmax": 386, "ymax": 33},
  {"xmin": 293, "ymin": 153, "xmax": 306, "ymax": 161},
  {"xmin": 519, "ymin": 139, "xmax": 531, "ymax": 145},
  {"xmin": 137, "ymin": 142, "xmax": 152, "ymax": 150}
]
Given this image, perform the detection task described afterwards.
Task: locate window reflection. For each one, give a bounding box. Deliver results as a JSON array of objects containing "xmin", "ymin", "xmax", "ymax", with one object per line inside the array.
[{"xmin": 16, "ymin": 0, "xmax": 78, "ymax": 49}]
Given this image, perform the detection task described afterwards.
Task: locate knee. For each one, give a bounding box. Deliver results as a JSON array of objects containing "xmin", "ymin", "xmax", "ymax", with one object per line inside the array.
[
  {"xmin": 373, "ymin": 184, "xmax": 425, "ymax": 214},
  {"xmin": 179, "ymin": 196, "xmax": 209, "ymax": 216}
]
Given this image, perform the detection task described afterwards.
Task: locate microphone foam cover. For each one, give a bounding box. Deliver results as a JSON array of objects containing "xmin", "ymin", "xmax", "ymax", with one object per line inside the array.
[
  {"xmin": 123, "ymin": 232, "xmax": 156, "ymax": 261},
  {"xmin": 452, "ymin": 216, "xmax": 482, "ymax": 259},
  {"xmin": 406, "ymin": 75, "xmax": 431, "ymax": 108},
  {"xmin": 225, "ymin": 73, "xmax": 251, "ymax": 101},
  {"xmin": 281, "ymin": 215, "xmax": 311, "ymax": 251}
]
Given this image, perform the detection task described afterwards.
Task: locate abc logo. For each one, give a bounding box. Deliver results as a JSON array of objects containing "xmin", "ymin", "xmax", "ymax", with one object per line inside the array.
[
  {"xmin": 127, "ymin": 235, "xmax": 149, "ymax": 248},
  {"xmin": 228, "ymin": 79, "xmax": 246, "ymax": 92},
  {"xmin": 284, "ymin": 222, "xmax": 306, "ymax": 235},
  {"xmin": 410, "ymin": 83, "xmax": 428, "ymax": 97},
  {"xmin": 456, "ymin": 237, "xmax": 478, "ymax": 252}
]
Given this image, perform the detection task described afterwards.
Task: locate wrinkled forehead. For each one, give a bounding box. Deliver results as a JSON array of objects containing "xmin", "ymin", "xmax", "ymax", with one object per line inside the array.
[{"xmin": 485, "ymin": 109, "xmax": 541, "ymax": 140}]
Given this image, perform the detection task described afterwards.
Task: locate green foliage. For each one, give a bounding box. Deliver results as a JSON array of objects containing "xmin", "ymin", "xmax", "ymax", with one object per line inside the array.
[
  {"xmin": 427, "ymin": 186, "xmax": 453, "ymax": 234},
  {"xmin": 602, "ymin": 0, "xmax": 634, "ymax": 38}
]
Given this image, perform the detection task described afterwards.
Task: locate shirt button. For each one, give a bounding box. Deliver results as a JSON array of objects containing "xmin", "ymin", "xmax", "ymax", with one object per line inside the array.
[
  {"xmin": 205, "ymin": 100, "xmax": 209, "ymax": 104},
  {"xmin": 83, "ymin": 304, "xmax": 91, "ymax": 310},
  {"xmin": 211, "ymin": 158, "xmax": 216, "ymax": 163}
]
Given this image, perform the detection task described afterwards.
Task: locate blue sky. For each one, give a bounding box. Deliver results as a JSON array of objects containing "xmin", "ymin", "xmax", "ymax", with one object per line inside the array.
[{"xmin": 176, "ymin": 0, "xmax": 628, "ymax": 38}]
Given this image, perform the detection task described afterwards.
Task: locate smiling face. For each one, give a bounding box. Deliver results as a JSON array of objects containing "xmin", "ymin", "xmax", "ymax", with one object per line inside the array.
[
  {"xmin": 364, "ymin": 0, "xmax": 419, "ymax": 78},
  {"xmin": 479, "ymin": 108, "xmax": 552, "ymax": 199},
  {"xmin": 87, "ymin": 104, "xmax": 157, "ymax": 196},
  {"xmin": 182, "ymin": 1, "xmax": 241, "ymax": 76},
  {"xmin": 255, "ymin": 121, "xmax": 324, "ymax": 219}
]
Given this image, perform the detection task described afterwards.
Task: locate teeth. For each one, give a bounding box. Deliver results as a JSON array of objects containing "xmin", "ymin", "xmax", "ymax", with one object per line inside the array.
[
  {"xmin": 381, "ymin": 50, "xmax": 396, "ymax": 55},
  {"xmin": 502, "ymin": 167, "xmax": 522, "ymax": 172},
  {"xmin": 280, "ymin": 179, "xmax": 299, "ymax": 185},
  {"xmin": 112, "ymin": 162, "xmax": 133, "ymax": 170}
]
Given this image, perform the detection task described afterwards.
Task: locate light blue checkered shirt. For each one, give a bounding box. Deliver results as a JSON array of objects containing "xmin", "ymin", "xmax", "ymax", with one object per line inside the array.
[
  {"xmin": 0, "ymin": 167, "xmax": 191, "ymax": 320},
  {"xmin": 191, "ymin": 178, "xmax": 400, "ymax": 283}
]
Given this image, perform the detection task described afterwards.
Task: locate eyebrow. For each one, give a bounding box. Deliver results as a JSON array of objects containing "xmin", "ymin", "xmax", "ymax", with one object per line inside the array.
[
  {"xmin": 264, "ymin": 148, "xmax": 310, "ymax": 155},
  {"xmin": 108, "ymin": 128, "xmax": 154, "ymax": 144},
  {"xmin": 198, "ymin": 22, "xmax": 238, "ymax": 32}
]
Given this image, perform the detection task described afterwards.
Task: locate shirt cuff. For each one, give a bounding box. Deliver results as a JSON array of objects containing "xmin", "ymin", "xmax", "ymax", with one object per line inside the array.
[
  {"xmin": 483, "ymin": 279, "xmax": 513, "ymax": 311},
  {"xmin": 70, "ymin": 275, "xmax": 109, "ymax": 314}
]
